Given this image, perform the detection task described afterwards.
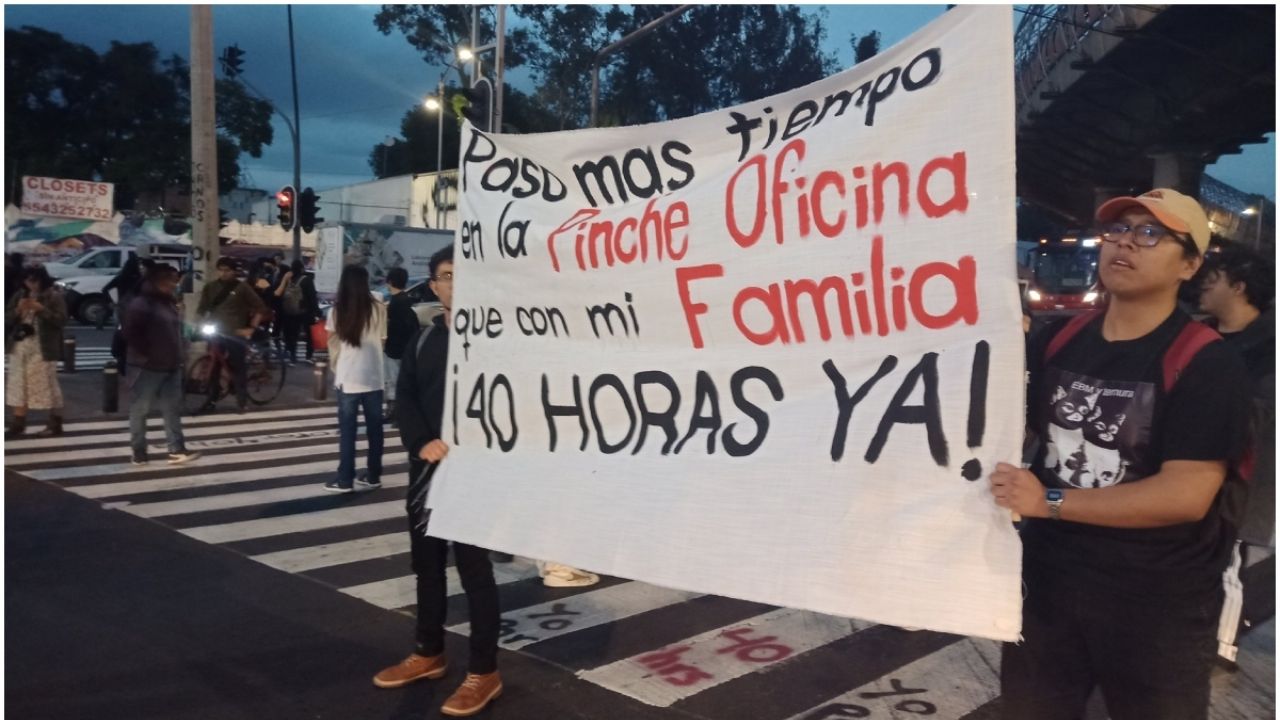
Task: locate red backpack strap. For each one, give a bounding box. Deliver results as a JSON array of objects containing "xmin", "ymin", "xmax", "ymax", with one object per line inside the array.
[
  {"xmin": 1161, "ymin": 321, "xmax": 1221, "ymax": 393},
  {"xmin": 1044, "ymin": 309, "xmax": 1104, "ymax": 364}
]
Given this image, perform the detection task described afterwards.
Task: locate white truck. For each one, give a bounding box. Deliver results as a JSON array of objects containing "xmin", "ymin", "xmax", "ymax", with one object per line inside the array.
[{"xmin": 51, "ymin": 244, "xmax": 191, "ymax": 325}]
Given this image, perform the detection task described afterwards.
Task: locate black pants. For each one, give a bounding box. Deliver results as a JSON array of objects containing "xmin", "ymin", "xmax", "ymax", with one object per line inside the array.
[
  {"xmin": 281, "ymin": 314, "xmax": 313, "ymax": 361},
  {"xmin": 407, "ymin": 463, "xmax": 500, "ymax": 674},
  {"xmin": 209, "ymin": 336, "xmax": 248, "ymax": 407},
  {"xmin": 1002, "ymin": 565, "xmax": 1220, "ymax": 720}
]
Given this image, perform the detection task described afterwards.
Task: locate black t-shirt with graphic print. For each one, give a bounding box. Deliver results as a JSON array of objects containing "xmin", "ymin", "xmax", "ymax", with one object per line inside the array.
[{"xmin": 1022, "ymin": 309, "xmax": 1250, "ymax": 598}]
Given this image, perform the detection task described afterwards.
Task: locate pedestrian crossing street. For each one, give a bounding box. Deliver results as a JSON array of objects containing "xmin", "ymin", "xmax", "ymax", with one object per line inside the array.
[{"xmin": 4, "ymin": 405, "xmax": 1266, "ymax": 720}]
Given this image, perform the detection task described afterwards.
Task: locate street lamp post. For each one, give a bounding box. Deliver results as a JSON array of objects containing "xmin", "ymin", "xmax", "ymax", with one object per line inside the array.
[
  {"xmin": 424, "ymin": 86, "xmax": 444, "ymax": 180},
  {"xmin": 589, "ymin": 4, "xmax": 694, "ymax": 127},
  {"xmin": 1255, "ymin": 202, "xmax": 1264, "ymax": 248}
]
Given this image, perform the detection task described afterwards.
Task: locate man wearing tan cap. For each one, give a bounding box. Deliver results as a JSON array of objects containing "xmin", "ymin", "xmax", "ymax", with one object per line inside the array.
[{"xmin": 990, "ymin": 189, "xmax": 1251, "ymax": 719}]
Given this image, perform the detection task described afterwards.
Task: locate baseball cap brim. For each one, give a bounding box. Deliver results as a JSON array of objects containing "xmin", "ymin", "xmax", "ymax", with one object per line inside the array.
[{"xmin": 1095, "ymin": 196, "xmax": 1192, "ymax": 235}]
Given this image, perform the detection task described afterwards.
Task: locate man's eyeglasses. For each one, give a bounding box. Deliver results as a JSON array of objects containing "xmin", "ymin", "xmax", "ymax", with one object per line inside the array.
[
  {"xmin": 432, "ymin": 272, "xmax": 454, "ymax": 283},
  {"xmin": 1098, "ymin": 223, "xmax": 1184, "ymax": 248}
]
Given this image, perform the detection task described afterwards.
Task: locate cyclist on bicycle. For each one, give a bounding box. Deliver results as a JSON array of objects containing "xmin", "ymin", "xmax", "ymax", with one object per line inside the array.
[{"xmin": 196, "ymin": 257, "xmax": 268, "ymax": 413}]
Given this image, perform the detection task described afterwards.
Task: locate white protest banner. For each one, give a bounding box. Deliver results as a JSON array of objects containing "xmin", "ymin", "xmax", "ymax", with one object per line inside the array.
[
  {"xmin": 21, "ymin": 176, "xmax": 114, "ymax": 221},
  {"xmin": 427, "ymin": 6, "xmax": 1023, "ymax": 641}
]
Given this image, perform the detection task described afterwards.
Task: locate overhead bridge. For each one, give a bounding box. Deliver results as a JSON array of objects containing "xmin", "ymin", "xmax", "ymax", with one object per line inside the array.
[{"xmin": 1014, "ymin": 4, "xmax": 1275, "ymax": 228}]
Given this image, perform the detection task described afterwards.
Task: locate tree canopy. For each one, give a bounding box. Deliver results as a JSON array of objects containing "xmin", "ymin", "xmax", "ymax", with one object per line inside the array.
[
  {"xmin": 369, "ymin": 4, "xmax": 879, "ymax": 176},
  {"xmin": 4, "ymin": 26, "xmax": 274, "ymax": 210}
]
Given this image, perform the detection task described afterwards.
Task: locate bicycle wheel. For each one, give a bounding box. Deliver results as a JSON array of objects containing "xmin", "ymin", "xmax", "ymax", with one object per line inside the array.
[
  {"xmin": 246, "ymin": 343, "xmax": 287, "ymax": 405},
  {"xmin": 185, "ymin": 354, "xmax": 218, "ymax": 414}
]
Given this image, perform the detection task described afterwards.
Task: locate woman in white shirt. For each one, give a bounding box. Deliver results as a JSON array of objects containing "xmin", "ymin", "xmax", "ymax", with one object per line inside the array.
[{"xmin": 324, "ymin": 265, "xmax": 388, "ymax": 493}]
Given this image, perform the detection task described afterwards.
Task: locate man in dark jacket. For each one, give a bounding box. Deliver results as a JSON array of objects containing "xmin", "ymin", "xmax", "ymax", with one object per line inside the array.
[
  {"xmin": 1198, "ymin": 243, "xmax": 1275, "ymax": 659},
  {"xmin": 196, "ymin": 257, "xmax": 267, "ymax": 412},
  {"xmin": 382, "ymin": 267, "xmax": 419, "ymax": 423},
  {"xmin": 123, "ymin": 264, "xmax": 200, "ymax": 466},
  {"xmin": 372, "ymin": 246, "xmax": 503, "ymax": 717}
]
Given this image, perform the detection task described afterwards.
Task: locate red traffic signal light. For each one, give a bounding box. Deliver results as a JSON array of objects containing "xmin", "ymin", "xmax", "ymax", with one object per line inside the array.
[{"xmin": 277, "ymin": 186, "xmax": 296, "ymax": 230}]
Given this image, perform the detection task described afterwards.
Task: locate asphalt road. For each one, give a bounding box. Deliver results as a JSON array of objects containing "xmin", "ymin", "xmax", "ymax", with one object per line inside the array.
[{"xmin": 5, "ymin": 377, "xmax": 1275, "ymax": 719}]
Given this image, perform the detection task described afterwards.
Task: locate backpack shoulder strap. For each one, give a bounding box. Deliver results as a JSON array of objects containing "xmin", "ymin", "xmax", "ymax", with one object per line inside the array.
[
  {"xmin": 1044, "ymin": 309, "xmax": 1104, "ymax": 364},
  {"xmin": 414, "ymin": 322, "xmax": 436, "ymax": 358},
  {"xmin": 1162, "ymin": 320, "xmax": 1221, "ymax": 394}
]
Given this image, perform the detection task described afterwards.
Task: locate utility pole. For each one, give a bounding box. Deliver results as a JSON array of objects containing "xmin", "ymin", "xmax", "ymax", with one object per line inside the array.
[
  {"xmin": 470, "ymin": 6, "xmax": 479, "ymax": 88},
  {"xmin": 494, "ymin": 4, "xmax": 505, "ymax": 134},
  {"xmin": 189, "ymin": 6, "xmax": 220, "ymax": 323},
  {"xmin": 287, "ymin": 5, "xmax": 302, "ymax": 262}
]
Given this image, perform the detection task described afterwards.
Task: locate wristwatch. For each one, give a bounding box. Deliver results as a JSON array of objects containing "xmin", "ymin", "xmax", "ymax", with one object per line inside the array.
[{"xmin": 1045, "ymin": 489, "xmax": 1065, "ymax": 521}]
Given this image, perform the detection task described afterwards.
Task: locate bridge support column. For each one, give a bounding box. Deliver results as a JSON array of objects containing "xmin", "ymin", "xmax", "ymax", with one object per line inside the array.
[{"xmin": 1150, "ymin": 153, "xmax": 1205, "ymax": 196}]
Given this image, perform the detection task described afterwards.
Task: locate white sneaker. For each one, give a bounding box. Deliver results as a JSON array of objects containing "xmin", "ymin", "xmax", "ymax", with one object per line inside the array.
[
  {"xmin": 540, "ymin": 562, "xmax": 600, "ymax": 588},
  {"xmin": 167, "ymin": 451, "xmax": 201, "ymax": 464}
]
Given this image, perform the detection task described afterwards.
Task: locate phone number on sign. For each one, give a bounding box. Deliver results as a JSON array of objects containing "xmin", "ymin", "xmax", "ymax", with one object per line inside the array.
[{"xmin": 21, "ymin": 202, "xmax": 112, "ymax": 220}]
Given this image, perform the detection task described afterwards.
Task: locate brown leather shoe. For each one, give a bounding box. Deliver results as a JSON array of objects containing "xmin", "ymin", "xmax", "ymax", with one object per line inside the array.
[
  {"xmin": 372, "ymin": 653, "xmax": 448, "ymax": 688},
  {"xmin": 440, "ymin": 671, "xmax": 502, "ymax": 717}
]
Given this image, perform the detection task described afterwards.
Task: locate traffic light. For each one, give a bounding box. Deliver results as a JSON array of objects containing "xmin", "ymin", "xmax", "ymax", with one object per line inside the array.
[
  {"xmin": 298, "ymin": 187, "xmax": 323, "ymax": 233},
  {"xmin": 460, "ymin": 83, "xmax": 492, "ymax": 132},
  {"xmin": 276, "ymin": 186, "xmax": 296, "ymax": 230},
  {"xmin": 220, "ymin": 44, "xmax": 245, "ymax": 78}
]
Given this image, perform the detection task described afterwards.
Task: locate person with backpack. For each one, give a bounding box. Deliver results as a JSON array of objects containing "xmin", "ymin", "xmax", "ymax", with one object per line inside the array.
[
  {"xmin": 276, "ymin": 259, "xmax": 320, "ymax": 364},
  {"xmin": 374, "ymin": 245, "xmax": 503, "ymax": 716},
  {"xmin": 382, "ymin": 267, "xmax": 419, "ymax": 424},
  {"xmin": 1197, "ymin": 243, "xmax": 1275, "ymax": 663},
  {"xmin": 990, "ymin": 189, "xmax": 1251, "ymax": 720}
]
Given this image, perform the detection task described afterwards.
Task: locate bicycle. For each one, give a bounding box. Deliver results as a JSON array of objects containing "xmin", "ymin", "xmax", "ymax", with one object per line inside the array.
[{"xmin": 184, "ymin": 323, "xmax": 287, "ymax": 414}]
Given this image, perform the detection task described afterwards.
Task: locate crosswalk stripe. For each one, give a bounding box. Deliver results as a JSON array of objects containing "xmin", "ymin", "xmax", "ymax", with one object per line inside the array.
[
  {"xmin": 121, "ymin": 472, "xmax": 410, "ymax": 518},
  {"xmin": 341, "ymin": 559, "xmax": 542, "ymax": 609},
  {"xmin": 784, "ymin": 638, "xmax": 1001, "ymax": 720},
  {"xmin": 25, "ymin": 436, "xmax": 396, "ymax": 482},
  {"xmin": 181, "ymin": 499, "xmax": 405, "ymax": 544},
  {"xmin": 252, "ymin": 532, "xmax": 410, "ymax": 573},
  {"xmin": 6, "ymin": 415, "xmax": 347, "ymax": 454},
  {"xmin": 58, "ymin": 405, "xmax": 339, "ymax": 433},
  {"xmin": 65, "ymin": 445, "xmax": 388, "ymax": 498},
  {"xmin": 449, "ymin": 581, "xmax": 702, "ymax": 651},
  {"xmin": 579, "ymin": 608, "xmax": 871, "ymax": 708},
  {"xmin": 9, "ymin": 426, "xmax": 397, "ymax": 468}
]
